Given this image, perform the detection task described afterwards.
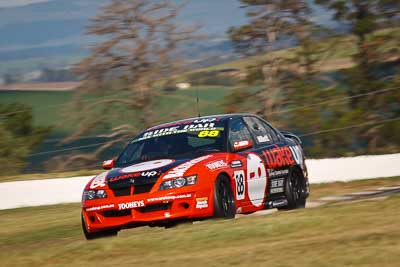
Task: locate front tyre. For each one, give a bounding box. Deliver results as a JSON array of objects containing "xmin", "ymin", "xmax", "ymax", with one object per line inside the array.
[
  {"xmin": 81, "ymin": 213, "xmax": 118, "ymax": 240},
  {"xmin": 213, "ymin": 175, "xmax": 236, "ymax": 219}
]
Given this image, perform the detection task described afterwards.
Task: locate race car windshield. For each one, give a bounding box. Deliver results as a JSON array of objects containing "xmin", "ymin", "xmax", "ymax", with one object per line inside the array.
[{"xmin": 115, "ymin": 122, "xmax": 225, "ymax": 167}]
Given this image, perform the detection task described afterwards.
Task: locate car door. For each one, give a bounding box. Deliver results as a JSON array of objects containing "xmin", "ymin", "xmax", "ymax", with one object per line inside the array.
[
  {"xmin": 243, "ymin": 116, "xmax": 294, "ymax": 200},
  {"xmin": 228, "ymin": 118, "xmax": 268, "ymax": 211}
]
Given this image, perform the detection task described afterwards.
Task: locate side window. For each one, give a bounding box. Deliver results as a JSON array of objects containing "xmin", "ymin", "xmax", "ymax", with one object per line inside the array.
[
  {"xmin": 243, "ymin": 117, "xmax": 278, "ymax": 145},
  {"xmin": 228, "ymin": 119, "xmax": 253, "ymax": 149},
  {"xmin": 261, "ymin": 121, "xmax": 280, "ymax": 143}
]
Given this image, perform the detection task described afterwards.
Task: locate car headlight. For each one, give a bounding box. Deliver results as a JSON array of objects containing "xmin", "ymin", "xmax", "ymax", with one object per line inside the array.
[
  {"xmin": 159, "ymin": 175, "xmax": 197, "ymax": 190},
  {"xmin": 83, "ymin": 189, "xmax": 107, "ymax": 200}
]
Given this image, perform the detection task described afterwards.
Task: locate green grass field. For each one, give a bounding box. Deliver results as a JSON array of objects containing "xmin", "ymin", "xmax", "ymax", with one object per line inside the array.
[
  {"xmin": 0, "ymin": 86, "xmax": 233, "ymax": 130},
  {"xmin": 0, "ymin": 177, "xmax": 399, "ymax": 267},
  {"xmin": 0, "ymin": 90, "xmax": 73, "ymax": 127}
]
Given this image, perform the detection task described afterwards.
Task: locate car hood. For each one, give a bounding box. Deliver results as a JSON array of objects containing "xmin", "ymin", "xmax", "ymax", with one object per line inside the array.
[{"xmin": 105, "ymin": 155, "xmax": 214, "ymax": 189}]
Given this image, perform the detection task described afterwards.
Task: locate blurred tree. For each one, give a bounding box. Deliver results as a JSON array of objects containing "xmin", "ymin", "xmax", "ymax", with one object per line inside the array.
[
  {"xmin": 0, "ymin": 104, "xmax": 50, "ymax": 175},
  {"xmin": 316, "ymin": 0, "xmax": 400, "ymax": 152},
  {"xmin": 187, "ymin": 70, "xmax": 239, "ymax": 86},
  {"xmin": 59, "ymin": 0, "xmax": 198, "ymax": 169},
  {"xmin": 315, "ymin": 0, "xmax": 400, "ymax": 105},
  {"xmin": 226, "ymin": 0, "xmax": 352, "ymax": 156},
  {"xmin": 227, "ymin": 0, "xmax": 324, "ymax": 124}
]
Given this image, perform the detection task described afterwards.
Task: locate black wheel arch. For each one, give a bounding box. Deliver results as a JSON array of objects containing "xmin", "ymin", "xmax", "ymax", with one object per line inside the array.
[
  {"xmin": 217, "ymin": 171, "xmax": 234, "ymax": 185},
  {"xmin": 217, "ymin": 171, "xmax": 238, "ymax": 200},
  {"xmin": 290, "ymin": 164, "xmax": 309, "ymax": 198}
]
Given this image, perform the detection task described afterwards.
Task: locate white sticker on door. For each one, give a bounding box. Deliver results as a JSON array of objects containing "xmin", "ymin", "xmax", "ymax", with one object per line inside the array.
[{"xmin": 246, "ymin": 153, "xmax": 267, "ymax": 207}]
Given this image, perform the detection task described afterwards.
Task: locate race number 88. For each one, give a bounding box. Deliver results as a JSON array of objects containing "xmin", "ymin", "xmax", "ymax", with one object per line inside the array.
[
  {"xmin": 198, "ymin": 130, "xmax": 220, "ymax": 138},
  {"xmin": 236, "ymin": 173, "xmax": 244, "ymax": 195},
  {"xmin": 234, "ymin": 170, "xmax": 245, "ymax": 200}
]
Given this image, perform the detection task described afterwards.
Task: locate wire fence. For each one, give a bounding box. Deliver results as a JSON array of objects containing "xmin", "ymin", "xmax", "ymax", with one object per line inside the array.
[
  {"xmin": 28, "ymin": 116, "xmax": 400, "ymax": 157},
  {"xmin": 1, "ymin": 85, "xmax": 398, "ymax": 158},
  {"xmin": 9, "ymin": 86, "xmax": 398, "ymax": 144}
]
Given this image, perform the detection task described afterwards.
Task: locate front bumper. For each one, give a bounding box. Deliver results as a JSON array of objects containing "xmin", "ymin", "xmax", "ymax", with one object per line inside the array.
[{"xmin": 82, "ymin": 189, "xmax": 213, "ymax": 232}]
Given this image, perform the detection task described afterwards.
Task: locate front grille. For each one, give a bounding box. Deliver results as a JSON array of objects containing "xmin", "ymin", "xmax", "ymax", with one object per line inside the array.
[
  {"xmin": 102, "ymin": 209, "xmax": 131, "ymax": 217},
  {"xmin": 133, "ymin": 183, "xmax": 154, "ymax": 194},
  {"xmin": 112, "ymin": 187, "xmax": 131, "ymax": 197},
  {"xmin": 139, "ymin": 203, "xmax": 171, "ymax": 213},
  {"xmin": 111, "ymin": 183, "xmax": 154, "ymax": 197}
]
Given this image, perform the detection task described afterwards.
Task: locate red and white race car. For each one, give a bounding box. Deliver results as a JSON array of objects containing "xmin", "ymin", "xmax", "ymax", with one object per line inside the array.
[{"xmin": 81, "ymin": 114, "xmax": 309, "ymax": 239}]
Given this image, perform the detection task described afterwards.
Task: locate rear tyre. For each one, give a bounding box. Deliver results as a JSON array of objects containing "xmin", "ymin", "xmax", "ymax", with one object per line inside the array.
[
  {"xmin": 81, "ymin": 213, "xmax": 118, "ymax": 240},
  {"xmin": 213, "ymin": 175, "xmax": 236, "ymax": 219},
  {"xmin": 278, "ymin": 169, "xmax": 307, "ymax": 210}
]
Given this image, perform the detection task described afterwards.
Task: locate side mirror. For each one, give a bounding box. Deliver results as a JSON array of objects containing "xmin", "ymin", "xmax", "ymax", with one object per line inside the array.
[
  {"xmin": 102, "ymin": 159, "xmax": 115, "ymax": 170},
  {"xmin": 233, "ymin": 140, "xmax": 253, "ymax": 151}
]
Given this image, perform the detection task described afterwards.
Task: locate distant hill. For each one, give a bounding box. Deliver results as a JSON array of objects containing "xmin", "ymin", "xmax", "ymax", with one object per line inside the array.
[
  {"xmin": 0, "ymin": 0, "xmax": 250, "ymax": 74},
  {"xmin": 0, "ymin": 0, "xmax": 338, "ymax": 75}
]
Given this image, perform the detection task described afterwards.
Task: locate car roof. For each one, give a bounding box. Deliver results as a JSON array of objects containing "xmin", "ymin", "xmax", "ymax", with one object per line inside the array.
[{"xmin": 146, "ymin": 113, "xmax": 255, "ymax": 131}]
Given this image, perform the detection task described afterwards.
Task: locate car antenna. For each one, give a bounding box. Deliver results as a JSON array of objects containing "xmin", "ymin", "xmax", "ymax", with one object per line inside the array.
[{"xmin": 196, "ymin": 86, "xmax": 201, "ymax": 117}]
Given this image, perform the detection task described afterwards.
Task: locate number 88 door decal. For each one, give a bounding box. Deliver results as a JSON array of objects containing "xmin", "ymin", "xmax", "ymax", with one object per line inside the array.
[{"xmin": 234, "ymin": 170, "xmax": 246, "ymax": 200}]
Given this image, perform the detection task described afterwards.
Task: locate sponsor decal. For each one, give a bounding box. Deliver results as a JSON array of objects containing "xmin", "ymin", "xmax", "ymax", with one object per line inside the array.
[
  {"xmin": 120, "ymin": 159, "xmax": 174, "ymax": 174},
  {"xmin": 147, "ymin": 118, "xmax": 220, "ymax": 131},
  {"xmin": 109, "ymin": 170, "xmax": 160, "ymax": 182},
  {"xmin": 139, "ymin": 123, "xmax": 224, "ymax": 141},
  {"xmin": 148, "ymin": 121, "xmax": 193, "ymax": 131},
  {"xmin": 147, "ymin": 194, "xmax": 192, "ymax": 203},
  {"xmin": 183, "ymin": 123, "xmax": 215, "ymax": 130},
  {"xmin": 141, "ymin": 170, "xmax": 159, "ymax": 177},
  {"xmin": 270, "ymin": 177, "xmax": 285, "ymax": 194},
  {"xmin": 163, "ymin": 155, "xmax": 212, "ymax": 179},
  {"xmin": 234, "ymin": 170, "xmax": 246, "ymax": 201},
  {"xmin": 262, "ymin": 146, "xmax": 295, "ymax": 169},
  {"xmin": 233, "ymin": 140, "xmax": 252, "ymax": 150},
  {"xmin": 247, "ymin": 153, "xmax": 267, "ymax": 207},
  {"xmin": 109, "ymin": 173, "xmax": 139, "ymax": 182},
  {"xmin": 193, "ymin": 118, "xmax": 218, "ymax": 124},
  {"xmin": 90, "ymin": 172, "xmax": 108, "ymax": 189},
  {"xmin": 257, "ymin": 135, "xmax": 270, "ymax": 143},
  {"xmin": 272, "ymin": 199, "xmax": 288, "ymax": 208},
  {"xmin": 86, "ymin": 204, "xmax": 115, "ymax": 212},
  {"xmin": 267, "ymin": 169, "xmax": 289, "ymax": 178},
  {"xmin": 267, "ymin": 199, "xmax": 288, "ymax": 208},
  {"xmin": 118, "ymin": 200, "xmax": 145, "ymax": 210},
  {"xmin": 270, "ymin": 188, "xmax": 284, "ymax": 193},
  {"xmin": 196, "ymin": 197, "xmax": 208, "ymax": 209},
  {"xmin": 206, "ymin": 160, "xmax": 228, "ymax": 171},
  {"xmin": 230, "ymin": 160, "xmax": 243, "ymax": 168},
  {"xmin": 143, "ymin": 126, "xmax": 180, "ymax": 138}
]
